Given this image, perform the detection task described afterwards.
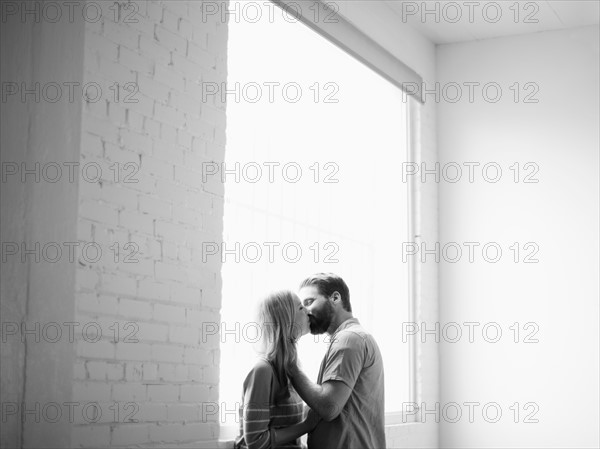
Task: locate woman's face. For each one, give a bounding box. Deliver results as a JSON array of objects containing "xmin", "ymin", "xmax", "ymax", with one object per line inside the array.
[{"xmin": 291, "ymin": 294, "xmax": 310, "ymax": 341}]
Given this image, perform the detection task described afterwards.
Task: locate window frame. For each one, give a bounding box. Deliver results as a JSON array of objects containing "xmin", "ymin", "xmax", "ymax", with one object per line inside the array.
[{"xmin": 217, "ymin": 1, "xmax": 429, "ymax": 444}]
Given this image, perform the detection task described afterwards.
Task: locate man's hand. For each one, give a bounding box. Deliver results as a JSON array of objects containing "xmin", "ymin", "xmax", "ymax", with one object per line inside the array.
[{"xmin": 286, "ymin": 357, "xmax": 300, "ymax": 378}]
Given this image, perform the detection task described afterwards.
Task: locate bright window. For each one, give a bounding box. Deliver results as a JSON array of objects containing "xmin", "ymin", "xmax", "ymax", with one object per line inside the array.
[{"xmin": 219, "ymin": 2, "xmax": 411, "ymax": 438}]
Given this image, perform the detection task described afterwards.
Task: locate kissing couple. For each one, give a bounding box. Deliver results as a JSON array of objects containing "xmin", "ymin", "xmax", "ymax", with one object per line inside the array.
[{"xmin": 235, "ymin": 273, "xmax": 386, "ymax": 449}]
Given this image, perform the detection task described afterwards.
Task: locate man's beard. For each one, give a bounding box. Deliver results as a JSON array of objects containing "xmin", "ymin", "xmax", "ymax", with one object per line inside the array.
[{"xmin": 309, "ymin": 300, "xmax": 334, "ymax": 335}]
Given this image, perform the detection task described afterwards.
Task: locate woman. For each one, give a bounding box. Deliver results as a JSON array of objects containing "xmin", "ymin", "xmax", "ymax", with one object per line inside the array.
[{"xmin": 235, "ymin": 290, "xmax": 320, "ymax": 449}]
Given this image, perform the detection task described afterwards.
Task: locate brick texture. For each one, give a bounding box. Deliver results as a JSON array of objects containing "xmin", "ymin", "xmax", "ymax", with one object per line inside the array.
[{"xmin": 73, "ymin": 1, "xmax": 227, "ymax": 446}]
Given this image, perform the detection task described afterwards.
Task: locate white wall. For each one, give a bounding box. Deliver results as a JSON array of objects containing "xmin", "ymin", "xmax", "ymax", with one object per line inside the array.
[
  {"xmin": 437, "ymin": 26, "xmax": 599, "ymax": 447},
  {"xmin": 0, "ymin": 10, "xmax": 85, "ymax": 448}
]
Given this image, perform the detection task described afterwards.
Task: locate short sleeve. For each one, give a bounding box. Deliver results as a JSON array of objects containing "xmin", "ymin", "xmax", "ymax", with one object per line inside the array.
[
  {"xmin": 320, "ymin": 331, "xmax": 365, "ymax": 390},
  {"xmin": 242, "ymin": 362, "xmax": 273, "ymax": 449}
]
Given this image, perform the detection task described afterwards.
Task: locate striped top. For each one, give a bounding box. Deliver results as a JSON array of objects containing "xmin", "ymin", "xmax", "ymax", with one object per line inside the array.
[{"xmin": 236, "ymin": 359, "xmax": 304, "ymax": 449}]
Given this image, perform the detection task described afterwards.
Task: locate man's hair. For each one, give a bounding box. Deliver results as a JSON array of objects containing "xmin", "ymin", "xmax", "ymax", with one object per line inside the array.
[{"xmin": 300, "ymin": 273, "xmax": 352, "ymax": 312}]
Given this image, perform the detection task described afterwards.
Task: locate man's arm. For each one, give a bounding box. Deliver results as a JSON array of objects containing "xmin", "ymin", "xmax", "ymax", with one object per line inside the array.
[{"xmin": 288, "ymin": 364, "xmax": 353, "ymax": 422}]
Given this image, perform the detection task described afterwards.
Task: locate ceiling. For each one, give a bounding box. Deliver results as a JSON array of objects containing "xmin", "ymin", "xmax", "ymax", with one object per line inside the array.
[{"xmin": 384, "ymin": 0, "xmax": 600, "ymax": 44}]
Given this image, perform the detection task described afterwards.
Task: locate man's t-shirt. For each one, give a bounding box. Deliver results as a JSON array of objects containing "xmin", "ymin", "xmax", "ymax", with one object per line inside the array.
[{"xmin": 308, "ymin": 318, "xmax": 386, "ymax": 449}]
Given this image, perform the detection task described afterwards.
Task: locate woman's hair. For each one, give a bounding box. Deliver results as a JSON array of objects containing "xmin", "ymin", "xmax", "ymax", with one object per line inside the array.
[{"xmin": 256, "ymin": 290, "xmax": 298, "ymax": 402}]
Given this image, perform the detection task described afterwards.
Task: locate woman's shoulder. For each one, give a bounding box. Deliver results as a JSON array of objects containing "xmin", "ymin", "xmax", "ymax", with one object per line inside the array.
[
  {"xmin": 243, "ymin": 358, "xmax": 274, "ymax": 388},
  {"xmin": 252, "ymin": 357, "xmax": 274, "ymax": 373}
]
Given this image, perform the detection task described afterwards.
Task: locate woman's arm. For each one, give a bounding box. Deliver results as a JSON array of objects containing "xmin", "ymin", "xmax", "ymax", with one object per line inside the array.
[
  {"xmin": 242, "ymin": 363, "xmax": 273, "ymax": 449},
  {"xmin": 243, "ymin": 362, "xmax": 320, "ymax": 448}
]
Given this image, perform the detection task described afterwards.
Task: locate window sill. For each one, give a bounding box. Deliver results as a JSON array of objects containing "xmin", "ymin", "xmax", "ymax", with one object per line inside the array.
[{"xmin": 219, "ymin": 421, "xmax": 425, "ymax": 449}]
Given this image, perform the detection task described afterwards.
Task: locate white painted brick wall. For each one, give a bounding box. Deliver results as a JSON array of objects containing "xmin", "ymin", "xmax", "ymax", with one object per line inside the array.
[{"xmin": 73, "ymin": 1, "xmax": 227, "ymax": 446}]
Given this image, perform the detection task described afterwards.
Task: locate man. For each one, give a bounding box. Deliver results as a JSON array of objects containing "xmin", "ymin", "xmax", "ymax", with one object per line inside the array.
[{"xmin": 288, "ymin": 273, "xmax": 386, "ymax": 449}]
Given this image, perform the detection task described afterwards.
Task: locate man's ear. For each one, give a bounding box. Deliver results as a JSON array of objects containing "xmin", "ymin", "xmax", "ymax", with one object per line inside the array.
[{"xmin": 330, "ymin": 291, "xmax": 341, "ymax": 304}]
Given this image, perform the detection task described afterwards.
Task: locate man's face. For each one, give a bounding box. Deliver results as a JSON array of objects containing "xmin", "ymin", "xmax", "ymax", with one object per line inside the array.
[{"xmin": 299, "ymin": 285, "xmax": 334, "ymax": 335}]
